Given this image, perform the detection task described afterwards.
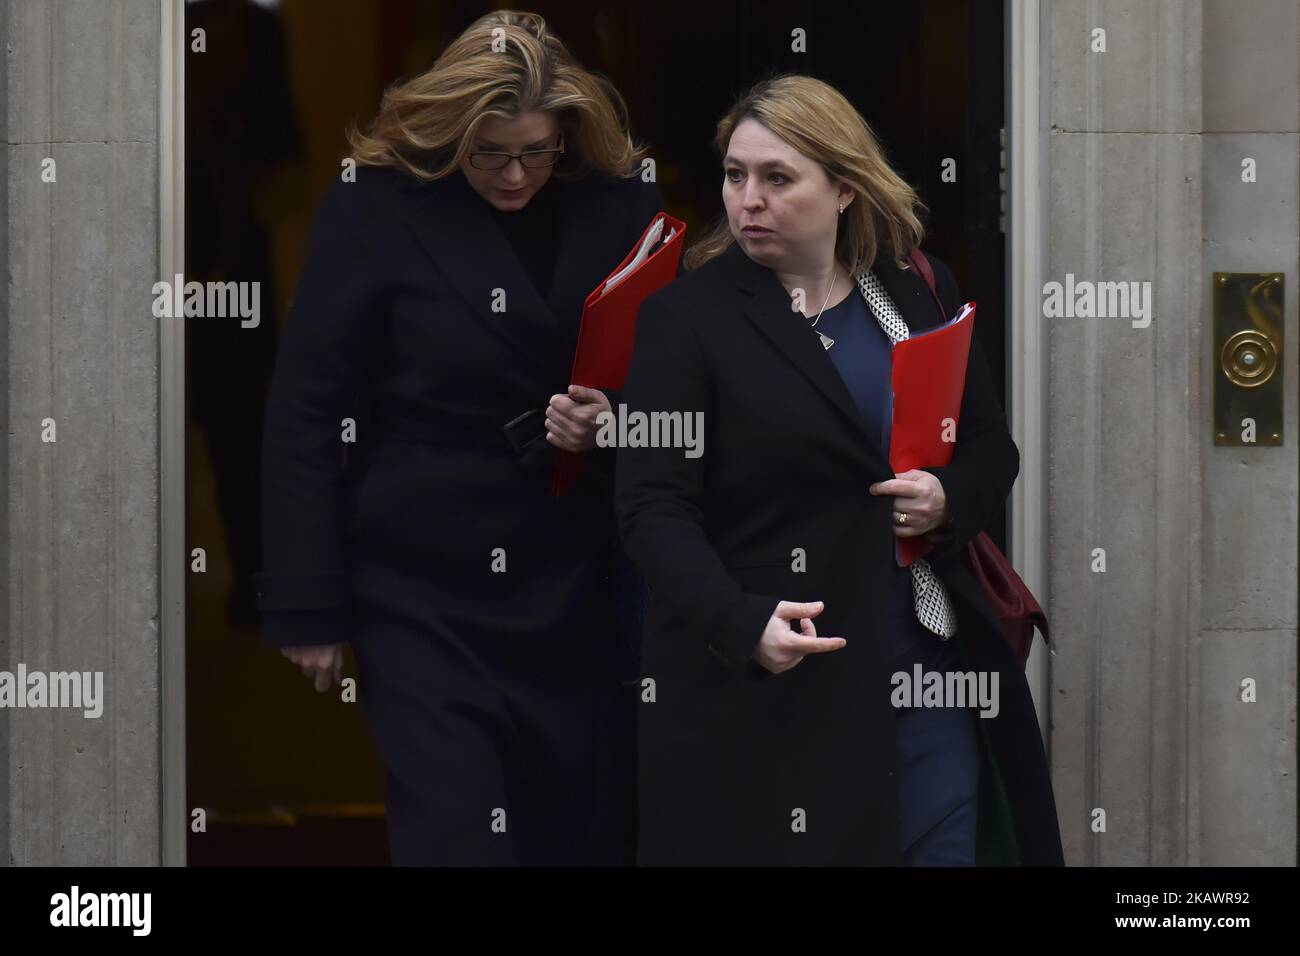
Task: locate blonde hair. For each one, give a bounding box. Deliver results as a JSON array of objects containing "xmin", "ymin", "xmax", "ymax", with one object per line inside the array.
[
  {"xmin": 346, "ymin": 10, "xmax": 646, "ymax": 181},
  {"xmin": 684, "ymin": 73, "xmax": 925, "ymax": 273}
]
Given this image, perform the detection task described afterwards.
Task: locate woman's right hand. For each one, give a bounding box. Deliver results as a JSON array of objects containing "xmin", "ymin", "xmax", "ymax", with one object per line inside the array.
[
  {"xmin": 751, "ymin": 601, "xmax": 846, "ymax": 674},
  {"xmin": 281, "ymin": 643, "xmax": 345, "ymax": 692}
]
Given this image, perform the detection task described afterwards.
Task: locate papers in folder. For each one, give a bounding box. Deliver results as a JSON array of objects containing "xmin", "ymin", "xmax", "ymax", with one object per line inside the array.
[
  {"xmin": 552, "ymin": 210, "xmax": 687, "ymax": 496},
  {"xmin": 601, "ymin": 217, "xmax": 678, "ymax": 294},
  {"xmin": 890, "ymin": 301, "xmax": 976, "ymax": 566}
]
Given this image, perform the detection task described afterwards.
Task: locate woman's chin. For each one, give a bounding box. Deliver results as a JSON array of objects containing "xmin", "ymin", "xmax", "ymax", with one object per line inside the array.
[
  {"xmin": 737, "ymin": 235, "xmax": 779, "ymax": 262},
  {"xmin": 491, "ymin": 187, "xmax": 533, "ymax": 209}
]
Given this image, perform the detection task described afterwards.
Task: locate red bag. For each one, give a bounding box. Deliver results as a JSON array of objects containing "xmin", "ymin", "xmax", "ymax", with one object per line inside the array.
[
  {"xmin": 965, "ymin": 530, "xmax": 1050, "ymax": 669},
  {"xmin": 907, "ymin": 248, "xmax": 1050, "ymax": 670}
]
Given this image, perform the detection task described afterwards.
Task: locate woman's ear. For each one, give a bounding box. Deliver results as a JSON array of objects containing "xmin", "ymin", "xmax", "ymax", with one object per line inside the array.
[{"xmin": 837, "ymin": 183, "xmax": 855, "ymax": 212}]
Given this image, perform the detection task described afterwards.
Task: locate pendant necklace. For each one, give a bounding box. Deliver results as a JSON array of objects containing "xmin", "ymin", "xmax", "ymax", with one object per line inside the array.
[{"xmin": 808, "ymin": 271, "xmax": 838, "ymax": 350}]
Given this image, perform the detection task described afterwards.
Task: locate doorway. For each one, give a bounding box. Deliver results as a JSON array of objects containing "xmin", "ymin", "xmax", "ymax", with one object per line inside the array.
[{"xmin": 178, "ymin": 0, "xmax": 1009, "ymax": 865}]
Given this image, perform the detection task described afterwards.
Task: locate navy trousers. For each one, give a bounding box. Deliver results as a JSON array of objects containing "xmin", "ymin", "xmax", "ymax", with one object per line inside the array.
[{"xmin": 890, "ymin": 583, "xmax": 982, "ymax": 866}]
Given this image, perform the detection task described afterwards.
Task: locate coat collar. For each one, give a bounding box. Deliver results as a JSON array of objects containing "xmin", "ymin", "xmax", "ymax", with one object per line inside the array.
[
  {"xmin": 388, "ymin": 168, "xmax": 611, "ymax": 375},
  {"xmin": 730, "ymin": 240, "xmax": 943, "ymax": 461}
]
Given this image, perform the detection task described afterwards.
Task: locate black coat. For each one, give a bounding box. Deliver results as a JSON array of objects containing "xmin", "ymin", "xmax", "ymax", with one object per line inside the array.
[
  {"xmin": 616, "ymin": 239, "xmax": 1064, "ymax": 865},
  {"xmin": 255, "ymin": 163, "xmax": 660, "ymax": 646},
  {"xmin": 253, "ymin": 165, "xmax": 661, "ymax": 863}
]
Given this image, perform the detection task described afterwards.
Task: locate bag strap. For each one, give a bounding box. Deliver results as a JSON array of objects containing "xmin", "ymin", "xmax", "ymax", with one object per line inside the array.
[
  {"xmin": 906, "ymin": 247, "xmax": 947, "ymax": 323},
  {"xmin": 908, "ymin": 248, "xmax": 1052, "ymax": 654}
]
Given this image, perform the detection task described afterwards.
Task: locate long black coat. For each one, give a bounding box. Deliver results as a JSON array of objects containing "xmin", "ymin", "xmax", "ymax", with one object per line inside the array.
[
  {"xmin": 616, "ymin": 239, "xmax": 1064, "ymax": 865},
  {"xmin": 254, "ymin": 164, "xmax": 661, "ymax": 862}
]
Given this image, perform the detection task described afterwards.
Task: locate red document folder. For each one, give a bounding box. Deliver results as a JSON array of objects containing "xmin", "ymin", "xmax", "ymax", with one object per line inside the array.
[
  {"xmin": 552, "ymin": 211, "xmax": 687, "ymax": 496},
  {"xmin": 890, "ymin": 301, "xmax": 976, "ymax": 566}
]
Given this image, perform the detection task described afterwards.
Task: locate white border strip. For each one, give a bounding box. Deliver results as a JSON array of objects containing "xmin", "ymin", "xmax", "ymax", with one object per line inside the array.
[
  {"xmin": 1007, "ymin": 0, "xmax": 1049, "ymax": 742},
  {"xmin": 159, "ymin": 0, "xmax": 186, "ymax": 867}
]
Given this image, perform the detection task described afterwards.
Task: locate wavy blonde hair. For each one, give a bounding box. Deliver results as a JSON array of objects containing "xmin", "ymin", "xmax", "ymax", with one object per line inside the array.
[
  {"xmin": 346, "ymin": 10, "xmax": 646, "ymax": 181},
  {"xmin": 684, "ymin": 73, "xmax": 925, "ymax": 273}
]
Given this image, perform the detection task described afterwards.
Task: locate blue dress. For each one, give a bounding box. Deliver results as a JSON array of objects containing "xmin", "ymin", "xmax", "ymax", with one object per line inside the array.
[{"xmin": 814, "ymin": 288, "xmax": 981, "ymax": 865}]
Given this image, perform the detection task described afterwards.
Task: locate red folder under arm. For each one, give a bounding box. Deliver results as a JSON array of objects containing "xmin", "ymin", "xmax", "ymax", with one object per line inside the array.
[
  {"xmin": 890, "ymin": 301, "xmax": 976, "ymax": 566},
  {"xmin": 552, "ymin": 211, "xmax": 687, "ymax": 496}
]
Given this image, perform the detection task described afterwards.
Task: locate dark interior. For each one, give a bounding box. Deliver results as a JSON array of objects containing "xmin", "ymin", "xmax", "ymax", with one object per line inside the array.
[{"xmin": 184, "ymin": 0, "xmax": 1006, "ymax": 866}]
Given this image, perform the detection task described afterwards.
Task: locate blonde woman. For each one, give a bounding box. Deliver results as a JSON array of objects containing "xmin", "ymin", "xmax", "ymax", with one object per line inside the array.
[
  {"xmin": 617, "ymin": 74, "xmax": 1062, "ymax": 865},
  {"xmin": 254, "ymin": 11, "xmax": 660, "ymax": 865}
]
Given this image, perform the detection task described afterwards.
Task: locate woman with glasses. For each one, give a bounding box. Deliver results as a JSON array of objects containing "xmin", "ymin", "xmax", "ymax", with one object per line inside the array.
[{"xmin": 253, "ymin": 10, "xmax": 661, "ymax": 865}]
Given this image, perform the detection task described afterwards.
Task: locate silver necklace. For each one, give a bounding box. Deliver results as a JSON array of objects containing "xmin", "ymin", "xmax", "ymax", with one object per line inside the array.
[{"xmin": 807, "ymin": 271, "xmax": 839, "ymax": 350}]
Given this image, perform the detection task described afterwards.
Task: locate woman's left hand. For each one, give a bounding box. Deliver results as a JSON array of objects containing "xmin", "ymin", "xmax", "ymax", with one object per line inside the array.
[
  {"xmin": 869, "ymin": 469, "xmax": 950, "ymax": 537},
  {"xmin": 545, "ymin": 385, "xmax": 611, "ymax": 453}
]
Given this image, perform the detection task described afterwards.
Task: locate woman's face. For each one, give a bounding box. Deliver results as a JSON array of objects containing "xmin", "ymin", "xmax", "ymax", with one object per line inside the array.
[
  {"xmin": 722, "ymin": 118, "xmax": 851, "ymax": 271},
  {"xmin": 460, "ymin": 111, "xmax": 562, "ymax": 211}
]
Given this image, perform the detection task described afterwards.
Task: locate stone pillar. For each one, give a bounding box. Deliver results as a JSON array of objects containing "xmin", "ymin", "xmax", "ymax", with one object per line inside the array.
[
  {"xmin": 1046, "ymin": 0, "xmax": 1297, "ymax": 866},
  {"xmin": 1196, "ymin": 0, "xmax": 1298, "ymax": 866},
  {"xmin": 0, "ymin": 0, "xmax": 10, "ymax": 869},
  {"xmin": 2, "ymin": 0, "xmax": 161, "ymax": 865}
]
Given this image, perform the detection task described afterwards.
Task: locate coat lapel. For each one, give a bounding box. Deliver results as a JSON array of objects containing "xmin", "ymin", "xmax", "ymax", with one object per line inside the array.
[
  {"xmin": 730, "ymin": 241, "xmax": 950, "ymax": 470},
  {"xmin": 731, "ymin": 242, "xmax": 881, "ymax": 457},
  {"xmin": 389, "ymin": 169, "xmax": 574, "ymax": 374},
  {"xmin": 544, "ymin": 175, "xmax": 616, "ymax": 359}
]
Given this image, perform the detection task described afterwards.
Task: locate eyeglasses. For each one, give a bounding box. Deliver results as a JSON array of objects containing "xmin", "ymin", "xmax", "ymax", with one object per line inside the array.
[{"xmin": 468, "ymin": 140, "xmax": 565, "ymax": 170}]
